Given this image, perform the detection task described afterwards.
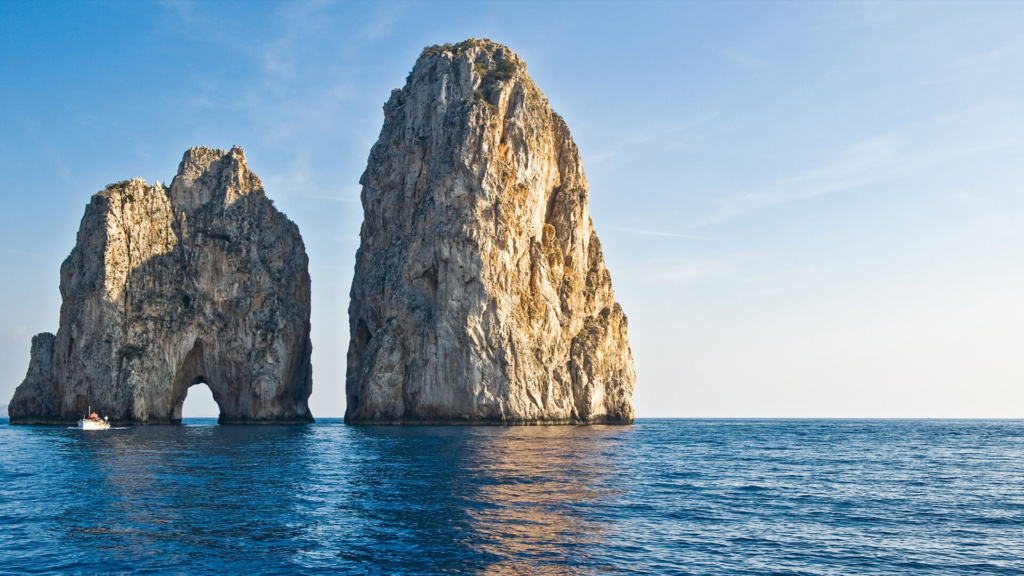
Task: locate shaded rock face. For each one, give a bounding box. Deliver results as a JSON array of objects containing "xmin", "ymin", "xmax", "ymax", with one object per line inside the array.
[
  {"xmin": 347, "ymin": 39, "xmax": 635, "ymax": 424},
  {"xmin": 8, "ymin": 147, "xmax": 314, "ymax": 424}
]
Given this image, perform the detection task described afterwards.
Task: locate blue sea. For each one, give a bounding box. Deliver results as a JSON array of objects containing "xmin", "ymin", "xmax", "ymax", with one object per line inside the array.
[{"xmin": 1, "ymin": 419, "xmax": 1021, "ymax": 575}]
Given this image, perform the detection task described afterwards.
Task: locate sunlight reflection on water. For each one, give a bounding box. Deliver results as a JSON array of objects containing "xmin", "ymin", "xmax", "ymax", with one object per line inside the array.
[{"xmin": 1, "ymin": 419, "xmax": 1022, "ymax": 575}]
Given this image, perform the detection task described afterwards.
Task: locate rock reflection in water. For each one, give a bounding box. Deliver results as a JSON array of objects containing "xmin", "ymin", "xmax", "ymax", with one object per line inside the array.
[
  {"xmin": 333, "ymin": 425, "xmax": 627, "ymax": 575},
  {"xmin": 53, "ymin": 424, "xmax": 316, "ymax": 572},
  {"xmin": 464, "ymin": 426, "xmax": 623, "ymax": 575},
  {"xmin": 314, "ymin": 425, "xmax": 482, "ymax": 570}
]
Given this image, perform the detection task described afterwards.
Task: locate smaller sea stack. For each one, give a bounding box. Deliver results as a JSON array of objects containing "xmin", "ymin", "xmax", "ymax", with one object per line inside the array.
[{"xmin": 8, "ymin": 147, "xmax": 314, "ymax": 424}]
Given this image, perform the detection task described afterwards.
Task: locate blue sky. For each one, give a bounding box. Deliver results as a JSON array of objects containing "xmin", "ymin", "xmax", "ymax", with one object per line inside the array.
[{"xmin": 2, "ymin": 1, "xmax": 1022, "ymax": 418}]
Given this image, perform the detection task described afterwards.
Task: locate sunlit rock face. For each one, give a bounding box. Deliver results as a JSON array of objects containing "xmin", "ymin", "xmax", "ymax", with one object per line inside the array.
[
  {"xmin": 346, "ymin": 39, "xmax": 635, "ymax": 424},
  {"xmin": 8, "ymin": 147, "xmax": 314, "ymax": 424}
]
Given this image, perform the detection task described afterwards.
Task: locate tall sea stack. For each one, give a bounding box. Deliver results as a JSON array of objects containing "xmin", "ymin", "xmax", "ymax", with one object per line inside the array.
[
  {"xmin": 346, "ymin": 39, "xmax": 635, "ymax": 424},
  {"xmin": 8, "ymin": 147, "xmax": 314, "ymax": 424}
]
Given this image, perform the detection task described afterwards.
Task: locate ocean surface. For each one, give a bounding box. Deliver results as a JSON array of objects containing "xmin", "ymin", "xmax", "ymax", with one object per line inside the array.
[{"xmin": 0, "ymin": 419, "xmax": 1021, "ymax": 575}]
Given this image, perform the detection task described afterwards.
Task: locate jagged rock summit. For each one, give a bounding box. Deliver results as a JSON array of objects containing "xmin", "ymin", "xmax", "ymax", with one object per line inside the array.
[
  {"xmin": 346, "ymin": 39, "xmax": 635, "ymax": 424},
  {"xmin": 8, "ymin": 147, "xmax": 314, "ymax": 424}
]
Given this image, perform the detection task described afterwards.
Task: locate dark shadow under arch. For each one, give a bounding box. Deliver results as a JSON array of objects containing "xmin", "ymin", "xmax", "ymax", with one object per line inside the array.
[{"xmin": 170, "ymin": 339, "xmax": 228, "ymax": 423}]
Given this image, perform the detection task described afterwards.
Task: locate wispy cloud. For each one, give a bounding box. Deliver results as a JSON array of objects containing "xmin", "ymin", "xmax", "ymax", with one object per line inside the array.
[
  {"xmin": 259, "ymin": 2, "xmax": 340, "ymax": 82},
  {"xmin": 672, "ymin": 134, "xmax": 899, "ymax": 230},
  {"xmin": 613, "ymin": 227, "xmax": 715, "ymax": 241},
  {"xmin": 692, "ymin": 99, "xmax": 1024, "ymax": 229},
  {"xmin": 157, "ymin": 0, "xmax": 204, "ymax": 24},
  {"xmin": 587, "ymin": 114, "xmax": 718, "ymax": 166},
  {"xmin": 725, "ymin": 49, "xmax": 777, "ymax": 73},
  {"xmin": 956, "ymin": 45, "xmax": 1023, "ymax": 71},
  {"xmin": 262, "ymin": 157, "xmax": 361, "ymax": 203},
  {"xmin": 1, "ymin": 246, "xmax": 43, "ymax": 258},
  {"xmin": 351, "ymin": 2, "xmax": 407, "ymax": 45},
  {"xmin": 753, "ymin": 136, "xmax": 896, "ymax": 202},
  {"xmin": 15, "ymin": 112, "xmax": 77, "ymax": 189},
  {"xmin": 619, "ymin": 257, "xmax": 737, "ymax": 285},
  {"xmin": 662, "ymin": 259, "xmax": 736, "ymax": 282}
]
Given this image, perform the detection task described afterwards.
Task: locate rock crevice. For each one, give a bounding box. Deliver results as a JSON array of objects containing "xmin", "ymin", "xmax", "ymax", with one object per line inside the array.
[{"xmin": 8, "ymin": 147, "xmax": 314, "ymax": 424}]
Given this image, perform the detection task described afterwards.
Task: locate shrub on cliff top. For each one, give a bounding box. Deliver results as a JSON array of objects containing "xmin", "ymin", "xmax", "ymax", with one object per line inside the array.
[
  {"xmin": 105, "ymin": 179, "xmax": 133, "ymax": 191},
  {"xmin": 422, "ymin": 39, "xmax": 492, "ymax": 59},
  {"xmin": 493, "ymin": 58, "xmax": 517, "ymax": 80}
]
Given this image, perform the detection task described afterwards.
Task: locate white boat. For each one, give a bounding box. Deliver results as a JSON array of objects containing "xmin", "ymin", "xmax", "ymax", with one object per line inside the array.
[
  {"xmin": 78, "ymin": 418, "xmax": 110, "ymax": 430},
  {"xmin": 78, "ymin": 407, "xmax": 110, "ymax": 430}
]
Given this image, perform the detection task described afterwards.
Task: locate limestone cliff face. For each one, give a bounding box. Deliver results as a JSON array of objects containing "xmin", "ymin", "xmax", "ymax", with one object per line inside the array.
[
  {"xmin": 8, "ymin": 147, "xmax": 313, "ymax": 424},
  {"xmin": 347, "ymin": 39, "xmax": 635, "ymax": 424}
]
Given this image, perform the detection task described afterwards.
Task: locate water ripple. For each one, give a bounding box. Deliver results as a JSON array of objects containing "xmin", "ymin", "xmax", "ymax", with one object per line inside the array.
[{"xmin": 1, "ymin": 419, "xmax": 1022, "ymax": 575}]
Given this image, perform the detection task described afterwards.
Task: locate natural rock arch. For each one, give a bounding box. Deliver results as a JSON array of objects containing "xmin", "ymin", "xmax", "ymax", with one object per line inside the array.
[
  {"xmin": 8, "ymin": 147, "xmax": 314, "ymax": 425},
  {"xmin": 168, "ymin": 340, "xmax": 229, "ymax": 422}
]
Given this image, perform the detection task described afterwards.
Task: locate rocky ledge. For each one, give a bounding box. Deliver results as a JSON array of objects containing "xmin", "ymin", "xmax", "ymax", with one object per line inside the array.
[
  {"xmin": 346, "ymin": 39, "xmax": 635, "ymax": 424},
  {"xmin": 8, "ymin": 147, "xmax": 314, "ymax": 424}
]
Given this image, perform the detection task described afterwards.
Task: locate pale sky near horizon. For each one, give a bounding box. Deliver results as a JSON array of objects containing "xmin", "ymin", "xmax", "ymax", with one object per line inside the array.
[{"xmin": 1, "ymin": 1, "xmax": 1022, "ymax": 419}]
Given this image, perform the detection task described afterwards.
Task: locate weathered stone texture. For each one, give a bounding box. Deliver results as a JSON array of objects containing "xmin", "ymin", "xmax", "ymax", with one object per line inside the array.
[
  {"xmin": 8, "ymin": 147, "xmax": 313, "ymax": 424},
  {"xmin": 346, "ymin": 39, "xmax": 635, "ymax": 424}
]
